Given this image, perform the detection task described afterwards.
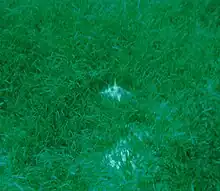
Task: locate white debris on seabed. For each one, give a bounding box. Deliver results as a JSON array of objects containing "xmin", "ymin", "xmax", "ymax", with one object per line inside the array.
[
  {"xmin": 88, "ymin": 123, "xmax": 161, "ymax": 190},
  {"xmin": 103, "ymin": 123, "xmax": 160, "ymax": 175},
  {"xmin": 100, "ymin": 79, "xmax": 132, "ymax": 102},
  {"xmin": 103, "ymin": 139, "xmax": 137, "ymax": 171}
]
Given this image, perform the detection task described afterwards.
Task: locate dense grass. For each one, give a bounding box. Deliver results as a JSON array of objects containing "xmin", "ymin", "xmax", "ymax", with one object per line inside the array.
[{"xmin": 0, "ymin": 0, "xmax": 220, "ymax": 190}]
